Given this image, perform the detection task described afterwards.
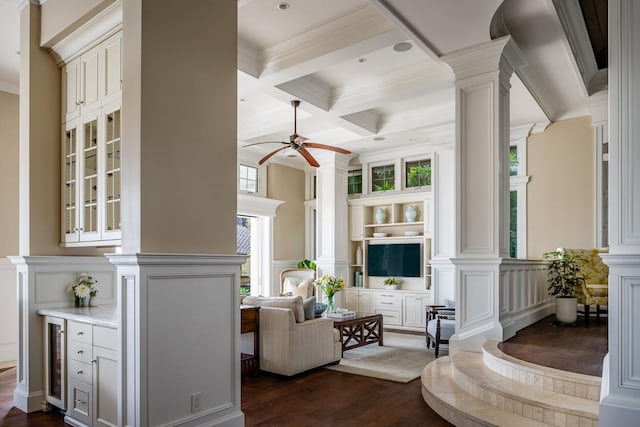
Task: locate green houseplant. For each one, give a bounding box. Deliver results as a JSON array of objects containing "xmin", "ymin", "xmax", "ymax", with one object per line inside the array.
[
  {"xmin": 297, "ymin": 259, "xmax": 316, "ymax": 270},
  {"xmin": 383, "ymin": 277, "xmax": 399, "ymax": 290},
  {"xmin": 543, "ymin": 248, "xmax": 587, "ymax": 324}
]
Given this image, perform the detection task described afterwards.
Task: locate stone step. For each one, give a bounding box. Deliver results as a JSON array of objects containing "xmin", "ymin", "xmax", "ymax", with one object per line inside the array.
[
  {"xmin": 482, "ymin": 341, "xmax": 602, "ymax": 402},
  {"xmin": 452, "ymin": 351, "xmax": 599, "ymax": 427},
  {"xmin": 421, "ymin": 356, "xmax": 550, "ymax": 427}
]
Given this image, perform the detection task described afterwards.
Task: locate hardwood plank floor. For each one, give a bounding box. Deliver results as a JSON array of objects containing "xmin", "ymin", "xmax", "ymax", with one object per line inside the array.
[
  {"xmin": 1, "ymin": 314, "xmax": 607, "ymax": 426},
  {"xmin": 499, "ymin": 314, "xmax": 607, "ymax": 377}
]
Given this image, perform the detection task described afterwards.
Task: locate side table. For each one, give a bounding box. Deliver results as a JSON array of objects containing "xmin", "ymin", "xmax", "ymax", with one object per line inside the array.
[{"xmin": 240, "ymin": 305, "xmax": 260, "ymax": 375}]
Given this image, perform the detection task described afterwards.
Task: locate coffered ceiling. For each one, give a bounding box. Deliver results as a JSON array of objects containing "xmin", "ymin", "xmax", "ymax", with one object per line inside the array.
[{"xmin": 0, "ymin": 1, "xmax": 606, "ymax": 167}]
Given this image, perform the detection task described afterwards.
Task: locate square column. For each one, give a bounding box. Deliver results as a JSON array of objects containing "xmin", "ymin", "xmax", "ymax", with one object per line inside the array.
[
  {"xmin": 599, "ymin": 1, "xmax": 640, "ymax": 424},
  {"xmin": 441, "ymin": 37, "xmax": 523, "ymax": 352},
  {"xmin": 315, "ymin": 152, "xmax": 350, "ymax": 305}
]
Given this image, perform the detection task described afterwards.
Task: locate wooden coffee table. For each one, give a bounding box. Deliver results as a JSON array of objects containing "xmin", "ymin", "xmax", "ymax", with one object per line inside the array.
[{"xmin": 331, "ymin": 313, "xmax": 383, "ymax": 354}]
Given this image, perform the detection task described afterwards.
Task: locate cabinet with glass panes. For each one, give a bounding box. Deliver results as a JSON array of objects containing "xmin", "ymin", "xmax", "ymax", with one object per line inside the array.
[
  {"xmin": 60, "ymin": 31, "xmax": 122, "ymax": 246},
  {"xmin": 61, "ymin": 103, "xmax": 121, "ymax": 246}
]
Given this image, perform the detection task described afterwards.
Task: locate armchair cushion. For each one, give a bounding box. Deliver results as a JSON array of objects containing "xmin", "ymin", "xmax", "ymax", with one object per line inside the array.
[
  {"xmin": 283, "ymin": 277, "xmax": 313, "ymax": 299},
  {"xmin": 243, "ymin": 295, "xmax": 306, "ymax": 323}
]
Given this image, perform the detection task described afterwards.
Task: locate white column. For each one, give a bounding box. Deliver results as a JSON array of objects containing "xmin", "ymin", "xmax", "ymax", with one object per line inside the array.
[
  {"xmin": 315, "ymin": 152, "xmax": 350, "ymax": 305},
  {"xmin": 441, "ymin": 36, "xmax": 522, "ymax": 352},
  {"xmin": 430, "ymin": 146, "xmax": 456, "ymax": 305},
  {"xmin": 599, "ymin": 1, "xmax": 640, "ymax": 424}
]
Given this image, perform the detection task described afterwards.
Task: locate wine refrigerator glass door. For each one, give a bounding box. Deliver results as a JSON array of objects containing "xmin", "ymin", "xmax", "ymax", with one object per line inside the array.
[{"xmin": 44, "ymin": 316, "xmax": 66, "ymax": 409}]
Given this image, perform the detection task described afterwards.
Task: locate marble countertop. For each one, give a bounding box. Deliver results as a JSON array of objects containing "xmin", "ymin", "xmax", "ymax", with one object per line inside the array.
[{"xmin": 37, "ymin": 304, "xmax": 118, "ymax": 328}]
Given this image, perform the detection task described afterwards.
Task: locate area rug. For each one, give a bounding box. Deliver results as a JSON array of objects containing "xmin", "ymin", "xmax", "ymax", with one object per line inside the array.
[{"xmin": 325, "ymin": 332, "xmax": 436, "ymax": 383}]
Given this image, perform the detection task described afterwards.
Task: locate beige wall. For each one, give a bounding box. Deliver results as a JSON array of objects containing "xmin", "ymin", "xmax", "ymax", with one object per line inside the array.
[
  {"xmin": 268, "ymin": 164, "xmax": 306, "ymax": 260},
  {"xmin": 0, "ymin": 91, "xmax": 19, "ymax": 256},
  {"xmin": 527, "ymin": 116, "xmax": 595, "ymax": 258},
  {"xmin": 40, "ymin": 0, "xmax": 115, "ymax": 47}
]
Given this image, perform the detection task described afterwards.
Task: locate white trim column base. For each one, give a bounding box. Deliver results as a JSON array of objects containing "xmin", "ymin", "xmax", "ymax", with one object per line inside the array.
[{"xmin": 108, "ymin": 253, "xmax": 245, "ymax": 427}]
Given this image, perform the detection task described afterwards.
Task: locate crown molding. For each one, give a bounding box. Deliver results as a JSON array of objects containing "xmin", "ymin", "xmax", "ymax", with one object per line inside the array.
[{"xmin": 48, "ymin": 0, "xmax": 121, "ymax": 65}]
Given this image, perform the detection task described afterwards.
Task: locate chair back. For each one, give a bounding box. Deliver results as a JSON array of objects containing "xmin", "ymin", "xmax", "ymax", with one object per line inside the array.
[{"xmin": 280, "ymin": 268, "xmax": 316, "ymax": 297}]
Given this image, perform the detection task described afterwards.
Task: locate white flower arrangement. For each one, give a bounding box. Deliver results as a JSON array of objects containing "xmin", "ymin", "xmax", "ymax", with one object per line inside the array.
[{"xmin": 68, "ymin": 272, "xmax": 99, "ymax": 299}]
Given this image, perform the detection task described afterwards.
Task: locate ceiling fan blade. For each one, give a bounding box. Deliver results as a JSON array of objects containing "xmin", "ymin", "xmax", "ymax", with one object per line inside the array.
[
  {"xmin": 258, "ymin": 146, "xmax": 289, "ymax": 165},
  {"xmin": 243, "ymin": 141, "xmax": 287, "ymax": 148},
  {"xmin": 302, "ymin": 141, "xmax": 352, "ymax": 155},
  {"xmin": 297, "ymin": 146, "xmax": 320, "ymax": 167}
]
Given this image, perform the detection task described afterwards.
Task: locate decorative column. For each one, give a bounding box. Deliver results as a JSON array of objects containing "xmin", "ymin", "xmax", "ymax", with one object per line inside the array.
[
  {"xmin": 441, "ymin": 36, "xmax": 523, "ymax": 352},
  {"xmin": 599, "ymin": 0, "xmax": 640, "ymax": 424},
  {"xmin": 314, "ymin": 152, "xmax": 350, "ymax": 306},
  {"xmin": 430, "ymin": 145, "xmax": 456, "ymax": 305},
  {"xmin": 110, "ymin": 1, "xmax": 244, "ymax": 426}
]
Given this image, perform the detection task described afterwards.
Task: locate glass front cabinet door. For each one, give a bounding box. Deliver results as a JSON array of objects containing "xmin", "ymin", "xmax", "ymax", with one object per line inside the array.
[
  {"xmin": 44, "ymin": 316, "xmax": 66, "ymax": 410},
  {"xmin": 61, "ymin": 103, "xmax": 122, "ymax": 246}
]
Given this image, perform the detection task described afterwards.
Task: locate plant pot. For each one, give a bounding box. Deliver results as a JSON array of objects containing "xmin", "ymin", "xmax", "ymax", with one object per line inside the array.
[{"xmin": 555, "ymin": 297, "xmax": 577, "ymax": 324}]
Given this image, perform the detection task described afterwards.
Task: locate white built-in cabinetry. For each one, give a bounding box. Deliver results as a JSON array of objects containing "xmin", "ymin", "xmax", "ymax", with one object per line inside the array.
[
  {"xmin": 61, "ymin": 31, "xmax": 122, "ymax": 247},
  {"xmin": 345, "ymin": 192, "xmax": 434, "ymax": 331},
  {"xmin": 43, "ymin": 312, "xmax": 118, "ymax": 427}
]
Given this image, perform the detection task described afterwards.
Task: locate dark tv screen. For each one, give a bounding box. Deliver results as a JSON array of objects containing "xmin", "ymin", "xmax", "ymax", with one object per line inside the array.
[{"xmin": 367, "ymin": 243, "xmax": 421, "ymax": 277}]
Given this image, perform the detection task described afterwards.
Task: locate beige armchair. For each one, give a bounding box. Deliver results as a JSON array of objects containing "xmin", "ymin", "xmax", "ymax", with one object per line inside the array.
[
  {"xmin": 280, "ymin": 268, "xmax": 316, "ymax": 297},
  {"xmin": 566, "ymin": 248, "xmax": 608, "ymax": 323},
  {"xmin": 242, "ymin": 295, "xmax": 341, "ymax": 376}
]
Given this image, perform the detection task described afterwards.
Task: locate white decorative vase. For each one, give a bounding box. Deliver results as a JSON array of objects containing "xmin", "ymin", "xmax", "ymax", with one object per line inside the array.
[
  {"xmin": 355, "ymin": 246, "xmax": 363, "ymax": 265},
  {"xmin": 405, "ymin": 205, "xmax": 417, "ymax": 222},
  {"xmin": 555, "ymin": 297, "xmax": 577, "ymax": 324},
  {"xmin": 375, "ymin": 207, "xmax": 387, "ymax": 224}
]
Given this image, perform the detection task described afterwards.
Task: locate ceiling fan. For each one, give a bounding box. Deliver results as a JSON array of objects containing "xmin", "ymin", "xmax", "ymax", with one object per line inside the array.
[{"xmin": 244, "ymin": 100, "xmax": 351, "ymax": 167}]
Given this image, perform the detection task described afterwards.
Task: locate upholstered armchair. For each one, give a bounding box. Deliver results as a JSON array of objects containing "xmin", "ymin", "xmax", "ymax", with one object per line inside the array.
[
  {"xmin": 566, "ymin": 248, "xmax": 609, "ymax": 323},
  {"xmin": 280, "ymin": 268, "xmax": 316, "ymax": 297}
]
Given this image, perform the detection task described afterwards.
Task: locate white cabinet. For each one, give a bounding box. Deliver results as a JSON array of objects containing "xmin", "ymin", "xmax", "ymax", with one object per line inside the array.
[
  {"xmin": 62, "ymin": 32, "xmax": 122, "ymax": 123},
  {"xmin": 92, "ymin": 328, "xmax": 118, "ymax": 427},
  {"xmin": 344, "ymin": 289, "xmax": 372, "ymax": 313},
  {"xmin": 372, "ymin": 292, "xmax": 403, "ymax": 326},
  {"xmin": 403, "ymin": 292, "xmax": 432, "ymax": 328},
  {"xmin": 42, "ymin": 317, "xmax": 118, "ymax": 427},
  {"xmin": 61, "ymin": 101, "xmax": 122, "ymax": 245},
  {"xmin": 61, "ymin": 31, "xmax": 122, "ymax": 247}
]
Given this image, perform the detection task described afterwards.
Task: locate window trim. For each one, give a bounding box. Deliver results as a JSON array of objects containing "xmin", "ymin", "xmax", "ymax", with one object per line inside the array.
[{"xmin": 404, "ymin": 157, "xmax": 432, "ymax": 190}]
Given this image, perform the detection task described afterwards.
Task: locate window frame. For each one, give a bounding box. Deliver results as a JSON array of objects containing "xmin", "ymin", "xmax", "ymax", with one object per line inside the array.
[
  {"xmin": 404, "ymin": 158, "xmax": 432, "ymax": 189},
  {"xmin": 370, "ymin": 163, "xmax": 396, "ymax": 192}
]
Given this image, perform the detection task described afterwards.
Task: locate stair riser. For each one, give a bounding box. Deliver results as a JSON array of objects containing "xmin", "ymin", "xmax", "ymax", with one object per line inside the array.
[
  {"xmin": 421, "ymin": 385, "xmax": 495, "ymax": 427},
  {"xmin": 482, "ymin": 345, "xmax": 601, "ymax": 402},
  {"xmin": 453, "ymin": 367, "xmax": 598, "ymax": 427}
]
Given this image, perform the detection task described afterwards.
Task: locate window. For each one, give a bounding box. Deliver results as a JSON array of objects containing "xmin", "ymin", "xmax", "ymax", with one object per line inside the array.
[
  {"xmin": 371, "ymin": 164, "xmax": 395, "ymax": 192},
  {"xmin": 347, "ymin": 169, "xmax": 363, "ymax": 194},
  {"xmin": 239, "ymin": 164, "xmax": 258, "ymax": 193},
  {"xmin": 405, "ymin": 159, "xmax": 431, "ymax": 188},
  {"xmin": 509, "ymin": 146, "xmax": 518, "ymax": 176},
  {"xmin": 510, "ymin": 191, "xmax": 517, "ymax": 258},
  {"xmin": 237, "ymin": 216, "xmax": 252, "ymax": 295}
]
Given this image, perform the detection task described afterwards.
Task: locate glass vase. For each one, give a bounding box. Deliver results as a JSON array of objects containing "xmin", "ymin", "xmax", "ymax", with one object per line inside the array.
[
  {"xmin": 326, "ymin": 294, "xmax": 335, "ymax": 313},
  {"xmin": 74, "ymin": 295, "xmax": 86, "ymax": 307}
]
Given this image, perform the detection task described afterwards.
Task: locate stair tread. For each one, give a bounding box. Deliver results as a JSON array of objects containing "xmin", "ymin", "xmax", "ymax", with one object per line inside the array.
[
  {"xmin": 453, "ymin": 351, "xmax": 599, "ymax": 419},
  {"xmin": 422, "ymin": 357, "xmax": 551, "ymax": 427}
]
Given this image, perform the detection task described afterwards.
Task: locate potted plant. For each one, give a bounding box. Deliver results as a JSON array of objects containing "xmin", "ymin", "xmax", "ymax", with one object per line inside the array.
[
  {"xmin": 384, "ymin": 277, "xmax": 399, "ymax": 290},
  {"xmin": 543, "ymin": 248, "xmax": 586, "ymax": 324},
  {"xmin": 297, "ymin": 259, "xmax": 316, "ymax": 270}
]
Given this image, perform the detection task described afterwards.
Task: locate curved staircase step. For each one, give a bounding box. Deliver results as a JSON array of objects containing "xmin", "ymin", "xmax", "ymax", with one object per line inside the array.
[
  {"xmin": 422, "ymin": 357, "xmax": 550, "ymax": 427},
  {"xmin": 452, "ymin": 351, "xmax": 598, "ymax": 426},
  {"xmin": 482, "ymin": 341, "xmax": 601, "ymax": 402}
]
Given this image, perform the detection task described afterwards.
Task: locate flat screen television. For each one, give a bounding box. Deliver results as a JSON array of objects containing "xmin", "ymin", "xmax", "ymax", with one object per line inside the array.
[{"xmin": 367, "ymin": 243, "xmax": 421, "ymax": 277}]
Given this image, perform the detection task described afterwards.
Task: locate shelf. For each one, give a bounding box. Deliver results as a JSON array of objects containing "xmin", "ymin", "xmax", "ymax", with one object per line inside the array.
[
  {"xmin": 365, "ymin": 235, "xmax": 425, "ymax": 241},
  {"xmin": 365, "ymin": 221, "xmax": 423, "ymax": 228}
]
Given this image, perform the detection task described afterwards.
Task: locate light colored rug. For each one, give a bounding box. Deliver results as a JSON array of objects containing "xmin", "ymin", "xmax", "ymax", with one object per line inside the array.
[{"xmin": 325, "ymin": 332, "xmax": 436, "ymax": 383}]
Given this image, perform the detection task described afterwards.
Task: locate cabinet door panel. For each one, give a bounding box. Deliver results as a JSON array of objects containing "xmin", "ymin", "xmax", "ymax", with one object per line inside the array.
[
  {"xmin": 67, "ymin": 379, "xmax": 92, "ymax": 425},
  {"xmin": 63, "ymin": 59, "xmax": 80, "ymax": 121},
  {"xmin": 93, "ymin": 346, "xmax": 118, "ymax": 427},
  {"xmin": 344, "ymin": 290, "xmax": 359, "ymax": 312},
  {"xmin": 81, "ymin": 47, "xmax": 101, "ymax": 112},
  {"xmin": 103, "ymin": 33, "xmax": 122, "ymax": 102}
]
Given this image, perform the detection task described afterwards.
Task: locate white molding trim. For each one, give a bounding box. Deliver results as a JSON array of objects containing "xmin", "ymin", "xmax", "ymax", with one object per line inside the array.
[
  {"xmin": 48, "ymin": 1, "xmax": 122, "ymax": 65},
  {"xmin": 237, "ymin": 194, "xmax": 283, "ymax": 217}
]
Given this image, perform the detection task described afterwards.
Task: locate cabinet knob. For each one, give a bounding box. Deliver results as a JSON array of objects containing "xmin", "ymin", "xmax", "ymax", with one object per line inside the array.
[
  {"xmin": 77, "ymin": 331, "xmax": 83, "ymax": 335},
  {"xmin": 77, "ymin": 350, "xmax": 83, "ymax": 354},
  {"xmin": 77, "ymin": 370, "xmax": 83, "ymax": 375},
  {"xmin": 92, "ymin": 359, "xmax": 97, "ymax": 364},
  {"xmin": 75, "ymin": 399, "xmax": 86, "ymax": 404}
]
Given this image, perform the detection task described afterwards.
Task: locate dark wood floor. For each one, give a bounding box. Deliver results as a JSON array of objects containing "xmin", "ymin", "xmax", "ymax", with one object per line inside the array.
[
  {"xmin": 0, "ymin": 315, "xmax": 607, "ymax": 426},
  {"xmin": 499, "ymin": 314, "xmax": 608, "ymax": 377}
]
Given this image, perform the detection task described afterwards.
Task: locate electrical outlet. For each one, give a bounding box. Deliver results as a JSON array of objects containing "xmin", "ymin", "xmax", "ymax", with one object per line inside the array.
[{"xmin": 191, "ymin": 392, "xmax": 201, "ymax": 413}]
